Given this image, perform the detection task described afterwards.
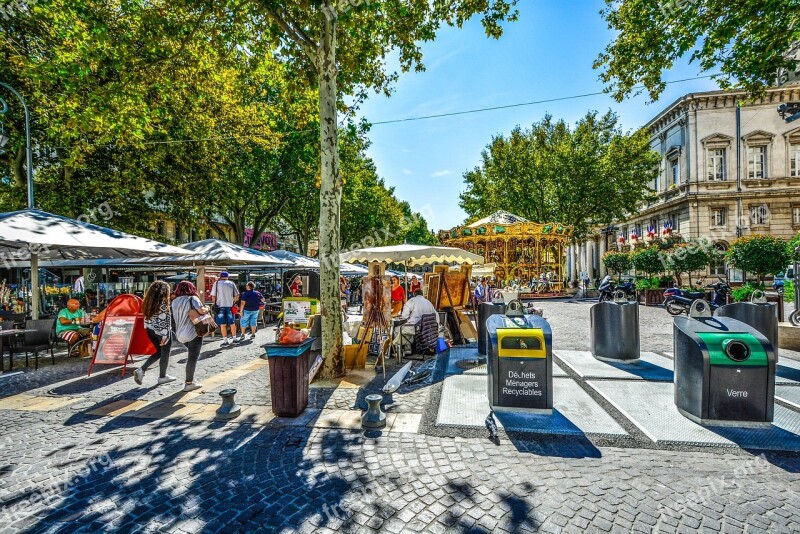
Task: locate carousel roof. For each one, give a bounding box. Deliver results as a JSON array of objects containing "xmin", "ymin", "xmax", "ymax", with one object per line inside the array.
[{"xmin": 466, "ymin": 211, "xmax": 529, "ymax": 228}]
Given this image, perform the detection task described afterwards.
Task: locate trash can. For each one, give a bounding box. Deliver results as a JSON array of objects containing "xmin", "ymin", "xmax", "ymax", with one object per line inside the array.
[
  {"xmin": 590, "ymin": 298, "xmax": 640, "ymax": 361},
  {"xmin": 265, "ymin": 337, "xmax": 315, "ymax": 417},
  {"xmin": 478, "ymin": 302, "xmax": 506, "ymax": 356},
  {"xmin": 674, "ymin": 312, "xmax": 775, "ymax": 425},
  {"xmin": 487, "ymin": 300, "xmax": 553, "ymax": 413},
  {"xmin": 714, "ymin": 292, "xmax": 778, "ymax": 362}
]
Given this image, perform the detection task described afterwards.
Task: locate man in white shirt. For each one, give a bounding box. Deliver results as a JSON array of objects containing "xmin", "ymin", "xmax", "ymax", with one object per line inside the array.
[
  {"xmin": 73, "ymin": 275, "xmax": 85, "ymax": 294},
  {"xmin": 211, "ymin": 272, "xmax": 241, "ymax": 345},
  {"xmin": 393, "ymin": 289, "xmax": 439, "ymax": 356}
]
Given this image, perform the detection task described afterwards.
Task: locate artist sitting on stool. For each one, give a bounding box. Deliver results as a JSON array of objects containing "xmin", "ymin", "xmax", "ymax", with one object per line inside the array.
[
  {"xmin": 393, "ymin": 289, "xmax": 438, "ymax": 356},
  {"xmin": 57, "ymin": 298, "xmax": 91, "ymax": 356}
]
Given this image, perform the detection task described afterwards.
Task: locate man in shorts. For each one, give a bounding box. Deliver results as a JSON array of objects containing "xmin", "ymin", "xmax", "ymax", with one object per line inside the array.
[
  {"xmin": 238, "ymin": 282, "xmax": 265, "ymax": 340},
  {"xmin": 211, "ymin": 272, "xmax": 240, "ymax": 345}
]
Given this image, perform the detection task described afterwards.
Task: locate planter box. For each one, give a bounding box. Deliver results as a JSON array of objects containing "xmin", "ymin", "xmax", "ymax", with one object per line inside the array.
[{"xmin": 638, "ymin": 289, "xmax": 665, "ymax": 306}]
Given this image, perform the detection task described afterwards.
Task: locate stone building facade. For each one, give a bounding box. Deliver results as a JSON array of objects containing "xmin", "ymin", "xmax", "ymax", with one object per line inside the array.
[{"xmin": 571, "ymin": 84, "xmax": 800, "ymax": 282}]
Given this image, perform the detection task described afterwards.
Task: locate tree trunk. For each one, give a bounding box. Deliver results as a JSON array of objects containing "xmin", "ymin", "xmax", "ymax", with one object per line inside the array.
[{"xmin": 317, "ymin": 1, "xmax": 344, "ymax": 379}]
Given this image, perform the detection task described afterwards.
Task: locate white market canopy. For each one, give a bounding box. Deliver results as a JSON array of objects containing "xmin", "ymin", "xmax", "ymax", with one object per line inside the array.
[
  {"xmin": 268, "ymin": 249, "xmax": 369, "ymax": 275},
  {"xmin": 340, "ymin": 244, "xmax": 484, "ymax": 267},
  {"xmin": 117, "ymin": 239, "xmax": 291, "ymax": 267},
  {"xmin": 0, "ymin": 209, "xmax": 191, "ymax": 260}
]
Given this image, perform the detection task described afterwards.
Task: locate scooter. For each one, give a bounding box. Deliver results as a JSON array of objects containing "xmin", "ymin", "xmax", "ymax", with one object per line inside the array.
[
  {"xmin": 663, "ymin": 279, "xmax": 730, "ymax": 316},
  {"xmin": 598, "ymin": 276, "xmax": 635, "ymax": 302}
]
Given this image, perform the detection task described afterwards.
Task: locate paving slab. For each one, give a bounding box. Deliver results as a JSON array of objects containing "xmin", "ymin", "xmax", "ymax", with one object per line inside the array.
[
  {"xmin": 588, "ymin": 380, "xmax": 800, "ymax": 450},
  {"xmin": 554, "ymin": 350, "xmax": 673, "ymax": 380},
  {"xmin": 776, "ymin": 385, "xmax": 800, "ymax": 410},
  {"xmin": 777, "ymin": 357, "xmax": 800, "ymax": 385},
  {"xmin": 436, "ymin": 374, "xmax": 626, "ymax": 436}
]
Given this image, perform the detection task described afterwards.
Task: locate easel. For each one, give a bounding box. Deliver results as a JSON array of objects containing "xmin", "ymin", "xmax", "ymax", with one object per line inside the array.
[{"xmin": 354, "ymin": 276, "xmax": 391, "ymax": 379}]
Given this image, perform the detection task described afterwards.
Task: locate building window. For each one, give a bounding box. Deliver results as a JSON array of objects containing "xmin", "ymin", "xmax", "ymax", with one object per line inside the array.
[
  {"xmin": 750, "ymin": 204, "xmax": 770, "ymax": 226},
  {"xmin": 791, "ymin": 143, "xmax": 800, "ymax": 178},
  {"xmin": 175, "ymin": 227, "xmax": 183, "ymax": 242},
  {"xmin": 671, "ymin": 159, "xmax": 680, "ymax": 186},
  {"xmin": 707, "ymin": 148, "xmax": 726, "ymax": 181},
  {"xmin": 205, "ymin": 229, "xmax": 212, "ymax": 239},
  {"xmin": 793, "ymin": 206, "xmax": 800, "ymax": 226},
  {"xmin": 156, "ymin": 222, "xmax": 165, "ymax": 236},
  {"xmin": 747, "ymin": 146, "xmax": 766, "ymax": 179},
  {"xmin": 711, "ymin": 243, "xmax": 727, "ymax": 276},
  {"xmin": 711, "ymin": 208, "xmax": 726, "ymax": 227}
]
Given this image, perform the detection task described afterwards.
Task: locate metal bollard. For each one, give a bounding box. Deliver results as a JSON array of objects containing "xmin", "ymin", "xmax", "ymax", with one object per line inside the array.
[
  {"xmin": 361, "ymin": 394, "xmax": 386, "ymax": 429},
  {"xmin": 216, "ymin": 388, "xmax": 241, "ymax": 419}
]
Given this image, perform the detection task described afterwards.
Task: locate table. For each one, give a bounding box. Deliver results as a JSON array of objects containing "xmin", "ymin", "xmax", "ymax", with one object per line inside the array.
[{"xmin": 0, "ymin": 329, "xmax": 34, "ymax": 373}]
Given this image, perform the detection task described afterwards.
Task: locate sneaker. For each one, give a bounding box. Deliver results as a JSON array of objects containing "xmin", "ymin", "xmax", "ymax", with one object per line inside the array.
[
  {"xmin": 183, "ymin": 382, "xmax": 202, "ymax": 392},
  {"xmin": 232, "ymin": 336, "xmax": 241, "ymax": 343},
  {"xmin": 249, "ymin": 333, "xmax": 256, "ymax": 340},
  {"xmin": 157, "ymin": 375, "xmax": 177, "ymax": 385},
  {"xmin": 223, "ymin": 337, "xmax": 233, "ymax": 346},
  {"xmin": 133, "ymin": 368, "xmax": 144, "ymax": 385}
]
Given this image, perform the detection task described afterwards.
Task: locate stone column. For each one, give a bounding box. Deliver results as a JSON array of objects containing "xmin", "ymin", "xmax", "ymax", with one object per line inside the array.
[
  {"xmin": 587, "ymin": 239, "xmax": 595, "ymax": 281},
  {"xmin": 569, "ymin": 244, "xmax": 577, "ymax": 281},
  {"xmin": 599, "ymin": 236, "xmax": 607, "ymax": 277}
]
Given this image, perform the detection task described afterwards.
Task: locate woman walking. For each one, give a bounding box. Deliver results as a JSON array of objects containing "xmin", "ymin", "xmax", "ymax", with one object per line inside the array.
[
  {"xmin": 171, "ymin": 281, "xmax": 205, "ymax": 392},
  {"xmin": 134, "ymin": 281, "xmax": 176, "ymax": 386}
]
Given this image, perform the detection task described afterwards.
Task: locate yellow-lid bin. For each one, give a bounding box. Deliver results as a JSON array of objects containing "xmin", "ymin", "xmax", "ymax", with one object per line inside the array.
[{"xmin": 497, "ymin": 328, "xmax": 547, "ymax": 358}]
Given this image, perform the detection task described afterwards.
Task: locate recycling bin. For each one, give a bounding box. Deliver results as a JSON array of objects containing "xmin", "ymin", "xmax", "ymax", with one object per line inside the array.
[
  {"xmin": 265, "ymin": 337, "xmax": 315, "ymax": 417},
  {"xmin": 674, "ymin": 316, "xmax": 775, "ymax": 425},
  {"xmin": 714, "ymin": 299, "xmax": 778, "ymax": 362},
  {"xmin": 478, "ymin": 302, "xmax": 506, "ymax": 356},
  {"xmin": 590, "ymin": 300, "xmax": 640, "ymax": 361},
  {"xmin": 487, "ymin": 301, "xmax": 553, "ymax": 413}
]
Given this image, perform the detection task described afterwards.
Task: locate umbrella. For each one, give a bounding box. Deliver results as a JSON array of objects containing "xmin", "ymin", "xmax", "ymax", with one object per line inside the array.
[
  {"xmin": 113, "ymin": 239, "xmax": 291, "ymax": 297},
  {"xmin": 266, "ymin": 249, "xmax": 369, "ymax": 276},
  {"xmin": 340, "ymin": 244, "xmax": 484, "ymax": 292},
  {"xmin": 0, "ymin": 209, "xmax": 191, "ymax": 318},
  {"xmin": 340, "ymin": 244, "xmax": 484, "ymax": 267}
]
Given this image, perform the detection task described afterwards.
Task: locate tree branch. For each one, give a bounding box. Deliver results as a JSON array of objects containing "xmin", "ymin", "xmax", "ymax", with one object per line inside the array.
[{"xmin": 264, "ymin": 8, "xmax": 319, "ymax": 67}]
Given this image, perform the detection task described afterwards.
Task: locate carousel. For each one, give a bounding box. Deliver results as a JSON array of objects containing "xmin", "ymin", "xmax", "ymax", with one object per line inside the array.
[{"xmin": 438, "ymin": 211, "xmax": 573, "ymax": 292}]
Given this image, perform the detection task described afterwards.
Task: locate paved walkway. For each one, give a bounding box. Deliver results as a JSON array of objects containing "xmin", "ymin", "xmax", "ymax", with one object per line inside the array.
[{"xmin": 0, "ymin": 303, "xmax": 798, "ymax": 532}]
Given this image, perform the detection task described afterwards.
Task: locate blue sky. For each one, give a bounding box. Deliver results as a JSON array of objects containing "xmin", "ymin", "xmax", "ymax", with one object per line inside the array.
[{"xmin": 355, "ymin": 0, "xmax": 719, "ymax": 232}]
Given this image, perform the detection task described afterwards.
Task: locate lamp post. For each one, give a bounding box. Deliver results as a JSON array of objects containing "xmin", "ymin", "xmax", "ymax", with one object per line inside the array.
[{"xmin": 0, "ymin": 82, "xmax": 38, "ymax": 318}]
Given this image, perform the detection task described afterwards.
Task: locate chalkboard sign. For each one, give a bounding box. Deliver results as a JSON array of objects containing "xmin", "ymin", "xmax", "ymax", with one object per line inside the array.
[{"xmin": 94, "ymin": 316, "xmax": 136, "ymax": 364}]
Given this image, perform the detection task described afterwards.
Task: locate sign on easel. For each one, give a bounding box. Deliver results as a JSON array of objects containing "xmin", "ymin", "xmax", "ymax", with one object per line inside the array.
[
  {"xmin": 88, "ymin": 294, "xmax": 154, "ymax": 377},
  {"xmin": 95, "ymin": 317, "xmax": 136, "ymax": 364}
]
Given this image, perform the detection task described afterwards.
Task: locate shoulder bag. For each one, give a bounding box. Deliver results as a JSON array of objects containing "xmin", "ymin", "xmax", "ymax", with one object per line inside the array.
[{"xmin": 188, "ymin": 298, "xmax": 218, "ymax": 337}]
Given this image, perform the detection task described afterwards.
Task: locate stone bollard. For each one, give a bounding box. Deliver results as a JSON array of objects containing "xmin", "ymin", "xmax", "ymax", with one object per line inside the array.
[
  {"xmin": 361, "ymin": 394, "xmax": 386, "ymax": 429},
  {"xmin": 216, "ymin": 388, "xmax": 241, "ymax": 419}
]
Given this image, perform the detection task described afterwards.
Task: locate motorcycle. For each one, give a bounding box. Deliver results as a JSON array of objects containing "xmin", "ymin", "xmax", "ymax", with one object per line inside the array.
[
  {"xmin": 663, "ymin": 278, "xmax": 730, "ymax": 316},
  {"xmin": 598, "ymin": 276, "xmax": 635, "ymax": 302}
]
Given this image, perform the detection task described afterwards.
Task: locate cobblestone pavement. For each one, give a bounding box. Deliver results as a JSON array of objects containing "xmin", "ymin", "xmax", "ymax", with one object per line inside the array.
[{"xmin": 1, "ymin": 302, "xmax": 799, "ymax": 532}]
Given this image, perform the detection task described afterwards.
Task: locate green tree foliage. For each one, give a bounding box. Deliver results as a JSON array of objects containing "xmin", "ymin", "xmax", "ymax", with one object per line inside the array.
[
  {"xmin": 789, "ymin": 232, "xmax": 800, "ymax": 261},
  {"xmin": 257, "ymin": 0, "xmax": 517, "ymax": 378},
  {"xmin": 595, "ymin": 0, "xmax": 800, "ymax": 102},
  {"xmin": 631, "ymin": 246, "xmax": 664, "ymax": 277},
  {"xmin": 603, "ymin": 251, "xmax": 632, "ymax": 276},
  {"xmin": 727, "ymin": 235, "xmax": 792, "ymax": 282},
  {"xmin": 665, "ymin": 243, "xmax": 710, "ymax": 287},
  {"xmin": 459, "ymin": 111, "xmax": 659, "ymax": 238}
]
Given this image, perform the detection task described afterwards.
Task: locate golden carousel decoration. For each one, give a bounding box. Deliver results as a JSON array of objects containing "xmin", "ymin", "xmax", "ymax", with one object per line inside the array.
[{"xmin": 438, "ymin": 211, "xmax": 573, "ymax": 292}]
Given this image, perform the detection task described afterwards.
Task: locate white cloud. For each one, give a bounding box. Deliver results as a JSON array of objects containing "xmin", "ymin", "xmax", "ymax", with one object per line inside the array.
[
  {"xmin": 431, "ymin": 170, "xmax": 453, "ymax": 177},
  {"xmin": 402, "ymin": 169, "xmax": 413, "ymax": 176}
]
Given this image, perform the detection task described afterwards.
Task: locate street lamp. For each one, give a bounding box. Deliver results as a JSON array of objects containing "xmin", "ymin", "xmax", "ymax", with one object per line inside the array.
[{"xmin": 0, "ymin": 82, "xmax": 38, "ymax": 318}]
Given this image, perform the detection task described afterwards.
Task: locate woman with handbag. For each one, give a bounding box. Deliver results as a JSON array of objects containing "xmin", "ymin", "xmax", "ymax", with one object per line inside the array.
[
  {"xmin": 134, "ymin": 281, "xmax": 176, "ymax": 386},
  {"xmin": 171, "ymin": 281, "xmax": 211, "ymax": 392}
]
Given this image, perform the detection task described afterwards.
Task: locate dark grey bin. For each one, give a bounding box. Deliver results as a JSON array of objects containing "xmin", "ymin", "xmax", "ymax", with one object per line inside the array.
[
  {"xmin": 486, "ymin": 302, "xmax": 553, "ymax": 414},
  {"xmin": 590, "ymin": 301, "xmax": 640, "ymax": 361},
  {"xmin": 714, "ymin": 301, "xmax": 778, "ymax": 362},
  {"xmin": 674, "ymin": 314, "xmax": 776, "ymax": 426},
  {"xmin": 478, "ymin": 302, "xmax": 505, "ymax": 356}
]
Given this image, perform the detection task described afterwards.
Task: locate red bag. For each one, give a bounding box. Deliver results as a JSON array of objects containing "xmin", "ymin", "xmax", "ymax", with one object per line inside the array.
[{"xmin": 279, "ymin": 326, "xmax": 308, "ymax": 345}]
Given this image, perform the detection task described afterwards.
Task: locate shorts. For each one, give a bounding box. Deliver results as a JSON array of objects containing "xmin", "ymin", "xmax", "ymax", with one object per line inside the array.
[
  {"xmin": 241, "ymin": 309, "xmax": 259, "ymax": 329},
  {"xmin": 216, "ymin": 307, "xmax": 236, "ymax": 325}
]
